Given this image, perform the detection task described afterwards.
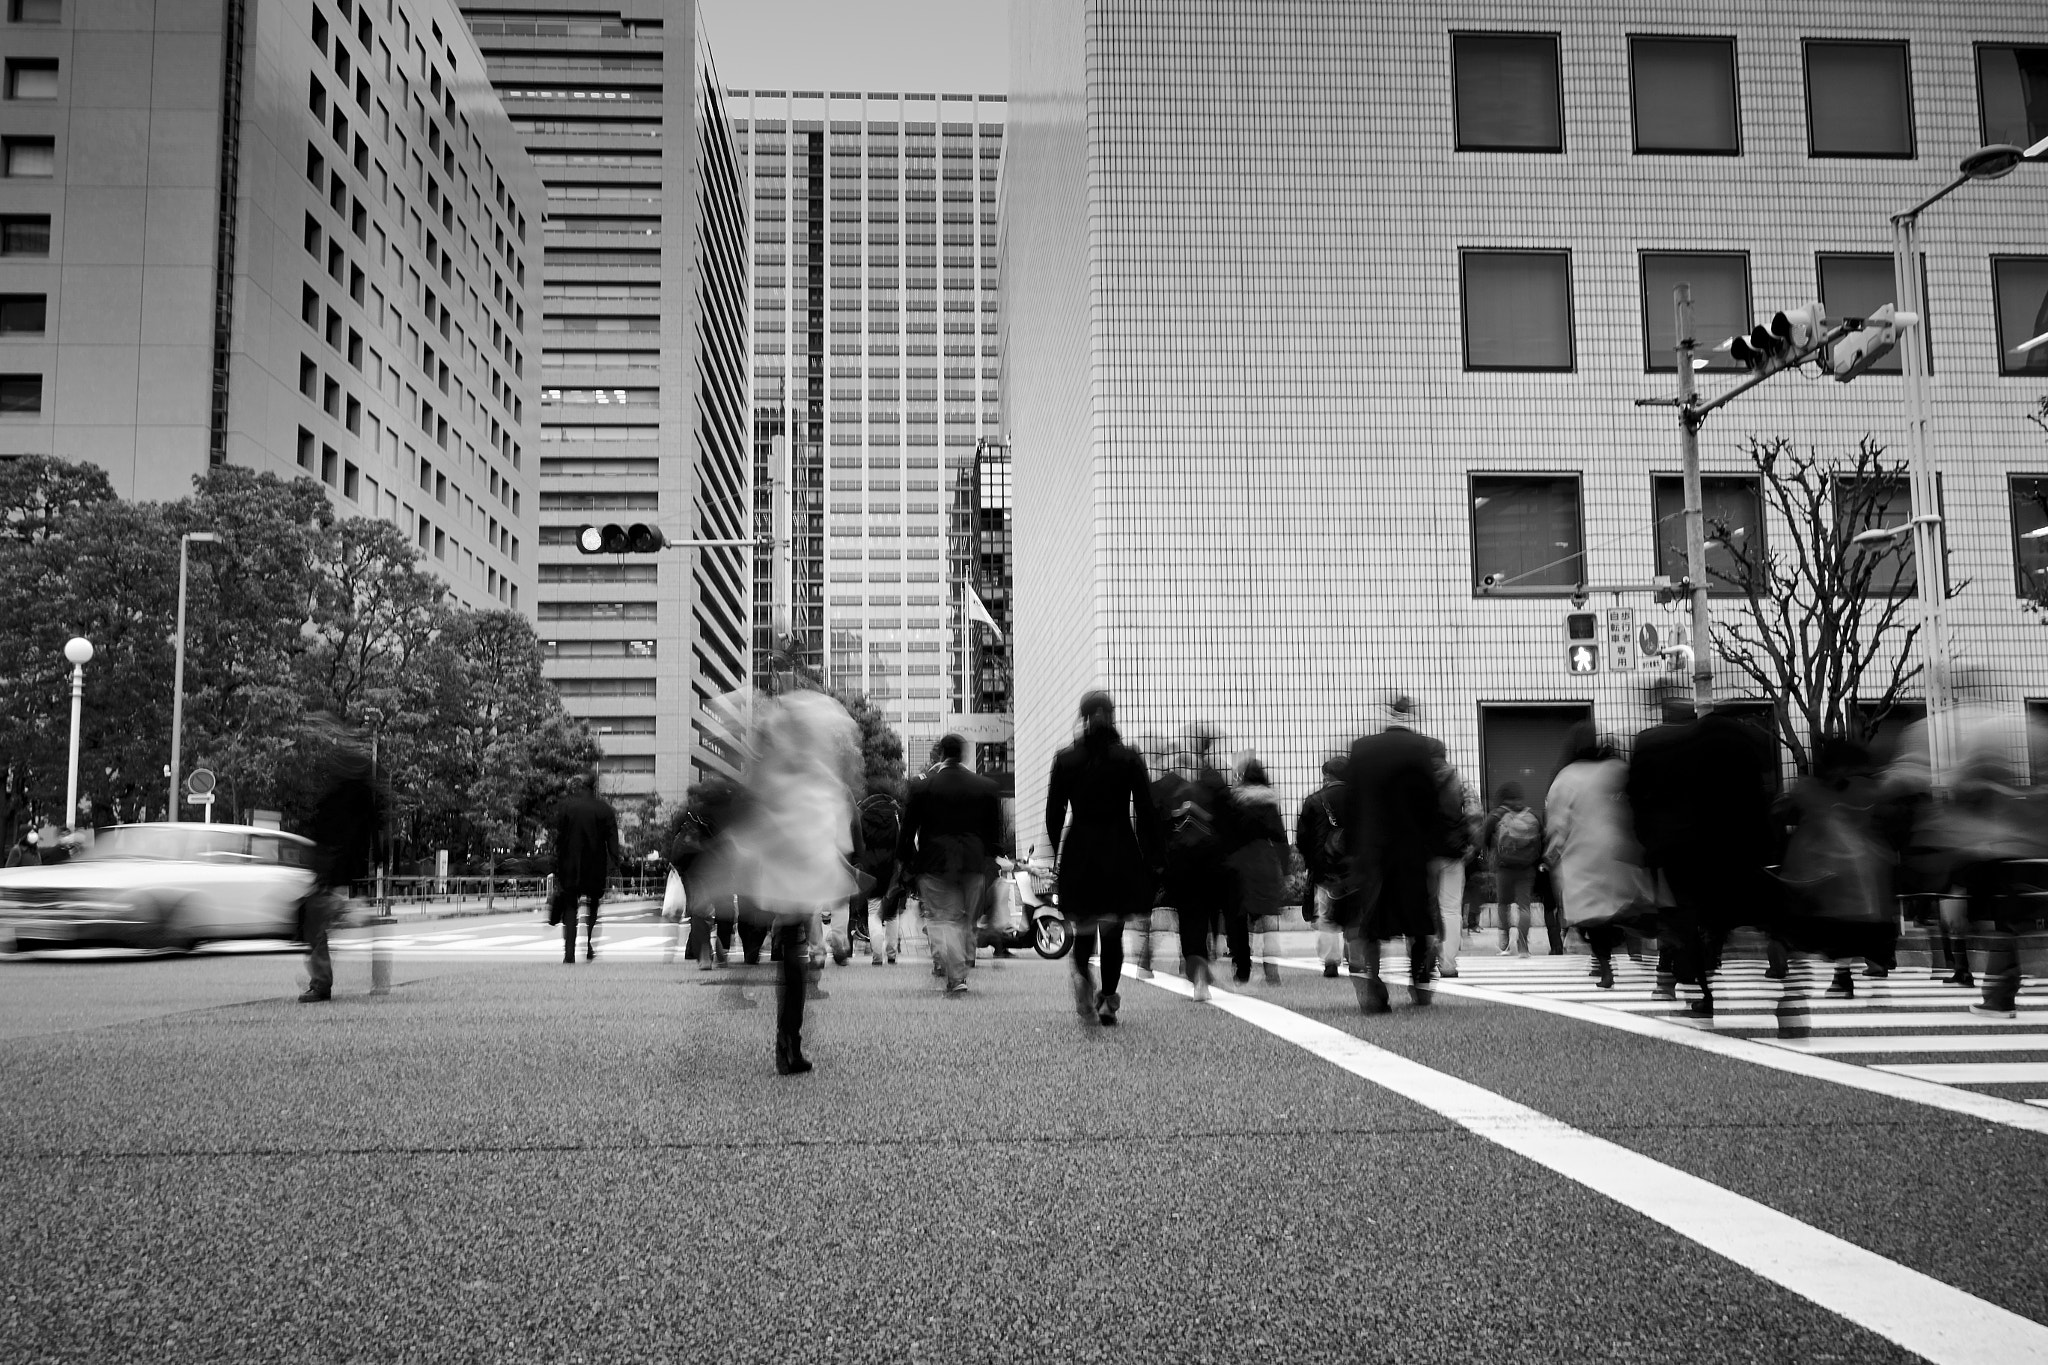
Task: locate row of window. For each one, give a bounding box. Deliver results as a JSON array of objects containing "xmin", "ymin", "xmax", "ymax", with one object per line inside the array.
[
  {"xmin": 1459, "ymin": 248, "xmax": 2048, "ymax": 376},
  {"xmin": 1452, "ymin": 34, "xmax": 2044, "ymax": 157},
  {"xmin": 1470, "ymin": 472, "xmax": 2048, "ymax": 599}
]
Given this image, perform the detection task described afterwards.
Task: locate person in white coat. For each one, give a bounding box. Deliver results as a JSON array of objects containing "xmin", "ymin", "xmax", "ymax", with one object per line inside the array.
[{"xmin": 1544, "ymin": 723, "xmax": 1652, "ymax": 988}]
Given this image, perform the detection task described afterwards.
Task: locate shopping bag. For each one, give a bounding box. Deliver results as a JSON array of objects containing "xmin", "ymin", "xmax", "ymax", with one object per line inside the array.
[
  {"xmin": 661, "ymin": 868, "xmax": 687, "ymax": 922},
  {"xmin": 992, "ymin": 877, "xmax": 1023, "ymax": 935}
]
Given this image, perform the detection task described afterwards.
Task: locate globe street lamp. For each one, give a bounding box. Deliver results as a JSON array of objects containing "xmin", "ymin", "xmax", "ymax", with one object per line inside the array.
[
  {"xmin": 1893, "ymin": 137, "xmax": 2048, "ymax": 786},
  {"xmin": 168, "ymin": 530, "xmax": 218, "ymax": 818},
  {"xmin": 62, "ymin": 636, "xmax": 93, "ymax": 829}
]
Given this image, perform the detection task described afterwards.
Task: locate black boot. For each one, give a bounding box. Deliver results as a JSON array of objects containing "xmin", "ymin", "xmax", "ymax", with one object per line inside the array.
[
  {"xmin": 584, "ymin": 915, "xmax": 597, "ymax": 961},
  {"xmin": 1357, "ymin": 976, "xmax": 1392, "ymax": 1015},
  {"xmin": 562, "ymin": 917, "xmax": 576, "ymax": 964},
  {"xmin": 774, "ymin": 1032, "xmax": 813, "ymax": 1076},
  {"xmin": 1594, "ymin": 955, "xmax": 1614, "ymax": 990},
  {"xmin": 1096, "ymin": 990, "xmax": 1119, "ymax": 1027}
]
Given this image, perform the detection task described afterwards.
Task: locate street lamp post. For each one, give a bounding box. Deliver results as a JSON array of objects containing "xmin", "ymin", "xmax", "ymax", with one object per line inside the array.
[
  {"xmin": 62, "ymin": 636, "xmax": 93, "ymax": 829},
  {"xmin": 1890, "ymin": 138, "xmax": 2047, "ymax": 786},
  {"xmin": 168, "ymin": 530, "xmax": 218, "ymax": 819}
]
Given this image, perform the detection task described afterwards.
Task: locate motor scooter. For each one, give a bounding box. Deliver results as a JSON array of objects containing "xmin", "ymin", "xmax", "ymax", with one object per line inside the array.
[{"xmin": 990, "ymin": 848, "xmax": 1070, "ymax": 959}]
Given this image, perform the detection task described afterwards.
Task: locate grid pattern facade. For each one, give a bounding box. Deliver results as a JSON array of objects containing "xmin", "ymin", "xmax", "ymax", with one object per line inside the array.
[
  {"xmin": 0, "ymin": 0, "xmax": 543, "ymax": 615},
  {"xmin": 1007, "ymin": 0, "xmax": 2048, "ymax": 831},
  {"xmin": 733, "ymin": 90, "xmax": 1004, "ymax": 769},
  {"xmin": 466, "ymin": 0, "xmax": 751, "ymax": 801}
]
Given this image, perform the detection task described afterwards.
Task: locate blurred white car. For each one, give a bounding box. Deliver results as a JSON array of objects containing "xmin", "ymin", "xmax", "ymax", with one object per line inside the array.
[{"xmin": 0, "ymin": 822, "xmax": 317, "ymax": 951}]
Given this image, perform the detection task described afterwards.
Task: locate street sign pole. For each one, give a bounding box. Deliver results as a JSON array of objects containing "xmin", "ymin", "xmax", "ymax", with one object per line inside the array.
[{"xmin": 1675, "ymin": 285, "xmax": 1716, "ymax": 712}]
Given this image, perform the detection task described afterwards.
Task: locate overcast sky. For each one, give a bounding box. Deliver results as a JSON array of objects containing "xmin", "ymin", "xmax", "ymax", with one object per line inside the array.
[{"xmin": 695, "ymin": 0, "xmax": 1008, "ymax": 97}]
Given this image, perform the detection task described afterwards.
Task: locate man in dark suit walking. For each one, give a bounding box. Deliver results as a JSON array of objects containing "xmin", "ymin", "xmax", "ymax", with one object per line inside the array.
[
  {"xmin": 550, "ymin": 772, "xmax": 620, "ymax": 964},
  {"xmin": 1343, "ymin": 695, "xmax": 1452, "ymax": 1012},
  {"xmin": 895, "ymin": 733, "xmax": 1003, "ymax": 995}
]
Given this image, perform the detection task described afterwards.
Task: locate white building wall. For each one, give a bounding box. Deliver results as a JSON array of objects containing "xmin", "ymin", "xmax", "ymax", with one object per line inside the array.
[{"xmin": 1009, "ymin": 0, "xmax": 2048, "ymax": 828}]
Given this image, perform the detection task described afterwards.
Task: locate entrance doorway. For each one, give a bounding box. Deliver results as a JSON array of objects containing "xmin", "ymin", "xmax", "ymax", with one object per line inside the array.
[{"xmin": 1479, "ymin": 704, "xmax": 1594, "ymax": 815}]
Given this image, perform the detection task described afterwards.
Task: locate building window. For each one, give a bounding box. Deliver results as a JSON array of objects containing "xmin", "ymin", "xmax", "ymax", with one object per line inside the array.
[
  {"xmin": 1640, "ymin": 251, "xmax": 1750, "ymax": 373},
  {"xmin": 5, "ymin": 59, "xmax": 57, "ymax": 100},
  {"xmin": 1817, "ymin": 253, "xmax": 1929, "ymax": 375},
  {"xmin": 3, "ymin": 137, "xmax": 54, "ymax": 178},
  {"xmin": 1451, "ymin": 33, "xmax": 1562, "ymax": 153},
  {"xmin": 1459, "ymin": 250, "xmax": 1573, "ymax": 371},
  {"xmin": 1806, "ymin": 41, "xmax": 1914, "ymax": 157},
  {"xmin": 1630, "ymin": 37, "xmax": 1739, "ymax": 154},
  {"xmin": 2009, "ymin": 477, "xmax": 2048, "ymax": 598},
  {"xmin": 297, "ymin": 427, "xmax": 315, "ymax": 469},
  {"xmin": 343, "ymin": 461, "xmax": 359, "ymax": 501},
  {"xmin": 1992, "ymin": 257, "xmax": 2048, "ymax": 376},
  {"xmin": 0, "ymin": 373, "xmax": 42, "ymax": 413},
  {"xmin": 1837, "ymin": 474, "xmax": 1915, "ymax": 596},
  {"xmin": 0, "ymin": 214, "xmax": 48, "ymax": 256},
  {"xmin": 9, "ymin": 0, "xmax": 61, "ymax": 22},
  {"xmin": 0, "ymin": 294, "xmax": 45, "ymax": 334},
  {"xmin": 320, "ymin": 444, "xmax": 338, "ymax": 485},
  {"xmin": 1651, "ymin": 475, "xmax": 1763, "ymax": 591},
  {"xmin": 1471, "ymin": 475, "xmax": 1583, "ymax": 593},
  {"xmin": 1978, "ymin": 44, "xmax": 2048, "ymax": 148}
]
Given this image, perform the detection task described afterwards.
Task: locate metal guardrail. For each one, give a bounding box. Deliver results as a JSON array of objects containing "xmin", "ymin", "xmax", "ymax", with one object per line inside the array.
[{"xmin": 347, "ymin": 873, "xmax": 667, "ymax": 912}]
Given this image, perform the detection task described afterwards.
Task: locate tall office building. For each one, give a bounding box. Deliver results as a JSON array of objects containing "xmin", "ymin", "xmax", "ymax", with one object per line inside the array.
[
  {"xmin": 0, "ymin": 0, "xmax": 542, "ymax": 613},
  {"xmin": 1007, "ymin": 1, "xmax": 2048, "ymax": 826},
  {"xmin": 732, "ymin": 90, "xmax": 1005, "ymax": 772},
  {"xmin": 463, "ymin": 0, "xmax": 750, "ymax": 802}
]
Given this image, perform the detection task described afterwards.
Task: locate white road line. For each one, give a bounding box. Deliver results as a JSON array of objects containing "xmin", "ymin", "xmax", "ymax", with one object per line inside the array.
[
  {"xmin": 1767, "ymin": 1034, "xmax": 2048, "ymax": 1054},
  {"xmin": 1366, "ymin": 972, "xmax": 2048, "ymax": 1137},
  {"xmin": 1876, "ymin": 1062, "xmax": 2048, "ymax": 1085},
  {"xmin": 1683, "ymin": 1013, "xmax": 2048, "ymax": 1032},
  {"xmin": 1133, "ymin": 966, "xmax": 2048, "ymax": 1365}
]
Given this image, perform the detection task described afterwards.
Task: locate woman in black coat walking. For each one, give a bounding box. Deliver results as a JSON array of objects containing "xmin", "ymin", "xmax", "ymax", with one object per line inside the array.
[{"xmin": 1046, "ymin": 691, "xmax": 1163, "ymax": 1026}]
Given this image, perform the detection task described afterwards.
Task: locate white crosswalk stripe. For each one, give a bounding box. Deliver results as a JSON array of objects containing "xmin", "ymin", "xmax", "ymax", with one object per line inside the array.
[{"xmin": 1443, "ymin": 953, "xmax": 2048, "ymax": 1104}]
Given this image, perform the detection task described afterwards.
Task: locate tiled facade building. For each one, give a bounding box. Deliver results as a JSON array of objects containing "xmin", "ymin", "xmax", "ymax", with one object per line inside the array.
[
  {"xmin": 732, "ymin": 90, "xmax": 1005, "ymax": 772},
  {"xmin": 464, "ymin": 0, "xmax": 750, "ymax": 801},
  {"xmin": 0, "ymin": 0, "xmax": 542, "ymax": 613},
  {"xmin": 1007, "ymin": 1, "xmax": 2048, "ymax": 830}
]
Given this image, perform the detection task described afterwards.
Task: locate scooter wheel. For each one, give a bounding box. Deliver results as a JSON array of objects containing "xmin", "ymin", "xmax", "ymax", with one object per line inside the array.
[{"xmin": 1033, "ymin": 916, "xmax": 1071, "ymax": 960}]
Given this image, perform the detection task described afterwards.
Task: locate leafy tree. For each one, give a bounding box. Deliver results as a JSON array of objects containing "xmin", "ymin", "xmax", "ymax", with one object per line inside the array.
[
  {"xmin": 1711, "ymin": 435, "xmax": 1962, "ymax": 774},
  {"xmin": 834, "ymin": 689, "xmax": 906, "ymax": 798}
]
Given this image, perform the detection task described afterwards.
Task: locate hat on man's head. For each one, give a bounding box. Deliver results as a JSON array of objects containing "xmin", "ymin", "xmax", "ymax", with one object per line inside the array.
[
  {"xmin": 1321, "ymin": 755, "xmax": 1347, "ymax": 779},
  {"xmin": 1382, "ymin": 693, "xmax": 1420, "ymax": 726}
]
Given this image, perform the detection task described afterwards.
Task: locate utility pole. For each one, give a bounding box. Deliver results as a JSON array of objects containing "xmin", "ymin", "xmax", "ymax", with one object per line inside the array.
[{"xmin": 1674, "ymin": 285, "xmax": 1715, "ymax": 713}]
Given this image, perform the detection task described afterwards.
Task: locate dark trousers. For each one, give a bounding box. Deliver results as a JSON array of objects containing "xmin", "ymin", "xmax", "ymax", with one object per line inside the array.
[
  {"xmin": 303, "ymin": 887, "xmax": 341, "ymax": 993},
  {"xmin": 1657, "ymin": 864, "xmax": 1730, "ymax": 991},
  {"xmin": 1543, "ymin": 903, "xmax": 1565, "ymax": 954},
  {"xmin": 552, "ymin": 886, "xmax": 602, "ymax": 958},
  {"xmin": 1072, "ymin": 920, "xmax": 1124, "ymax": 994},
  {"xmin": 739, "ymin": 911, "xmax": 770, "ymax": 963},
  {"xmin": 1222, "ymin": 909, "xmax": 1253, "ymax": 980},
  {"xmin": 1582, "ymin": 921, "xmax": 1625, "ymax": 965},
  {"xmin": 774, "ymin": 921, "xmax": 807, "ymax": 1043},
  {"xmin": 685, "ymin": 916, "xmax": 736, "ymax": 960}
]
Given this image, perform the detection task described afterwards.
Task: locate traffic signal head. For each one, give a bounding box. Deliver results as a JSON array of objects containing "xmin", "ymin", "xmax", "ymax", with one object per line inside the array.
[
  {"xmin": 1829, "ymin": 304, "xmax": 1919, "ymax": 382},
  {"xmin": 1726, "ymin": 325, "xmax": 1782, "ymax": 372},
  {"xmin": 575, "ymin": 523, "xmax": 668, "ymax": 554},
  {"xmin": 1565, "ymin": 611, "xmax": 1599, "ymax": 671},
  {"xmin": 1769, "ymin": 301, "xmax": 1826, "ymax": 353}
]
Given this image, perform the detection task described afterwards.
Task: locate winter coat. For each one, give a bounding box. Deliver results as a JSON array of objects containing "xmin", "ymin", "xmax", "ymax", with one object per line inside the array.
[
  {"xmin": 1626, "ymin": 711, "xmax": 1782, "ymax": 932},
  {"xmin": 1046, "ymin": 728, "xmax": 1162, "ymax": 921},
  {"xmin": 897, "ymin": 761, "xmax": 1004, "ymax": 881},
  {"xmin": 1481, "ymin": 800, "xmax": 1546, "ymax": 873},
  {"xmin": 1342, "ymin": 726, "xmax": 1442, "ymax": 942},
  {"xmin": 1226, "ymin": 783, "xmax": 1290, "ymax": 921},
  {"xmin": 551, "ymin": 788, "xmax": 619, "ymax": 898},
  {"xmin": 1295, "ymin": 780, "xmax": 1349, "ymax": 887},
  {"xmin": 1543, "ymin": 757, "xmax": 1651, "ymax": 928}
]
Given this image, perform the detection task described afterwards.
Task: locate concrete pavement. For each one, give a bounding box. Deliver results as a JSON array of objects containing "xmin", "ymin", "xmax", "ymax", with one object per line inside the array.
[{"xmin": 2, "ymin": 934, "xmax": 2043, "ymax": 1364}]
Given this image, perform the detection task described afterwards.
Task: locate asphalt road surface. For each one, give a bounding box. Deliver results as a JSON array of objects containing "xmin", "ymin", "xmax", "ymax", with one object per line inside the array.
[{"xmin": 3, "ymin": 912, "xmax": 2045, "ymax": 1364}]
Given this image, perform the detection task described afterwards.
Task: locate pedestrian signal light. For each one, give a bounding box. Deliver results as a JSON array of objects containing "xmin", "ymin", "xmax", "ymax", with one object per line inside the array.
[
  {"xmin": 1829, "ymin": 304, "xmax": 1919, "ymax": 383},
  {"xmin": 575, "ymin": 523, "xmax": 668, "ymax": 554},
  {"xmin": 1564, "ymin": 611, "xmax": 1599, "ymax": 674}
]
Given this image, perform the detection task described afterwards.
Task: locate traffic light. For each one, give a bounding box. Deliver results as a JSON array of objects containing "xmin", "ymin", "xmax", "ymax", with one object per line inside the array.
[
  {"xmin": 1565, "ymin": 611, "xmax": 1599, "ymax": 674},
  {"xmin": 1828, "ymin": 304, "xmax": 1918, "ymax": 383},
  {"xmin": 1726, "ymin": 301, "xmax": 1826, "ymax": 375},
  {"xmin": 575, "ymin": 523, "xmax": 669, "ymax": 554}
]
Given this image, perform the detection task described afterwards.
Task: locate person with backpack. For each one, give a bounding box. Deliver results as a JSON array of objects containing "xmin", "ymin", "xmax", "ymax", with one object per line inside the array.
[
  {"xmin": 854, "ymin": 789, "xmax": 904, "ymax": 965},
  {"xmin": 1482, "ymin": 782, "xmax": 1545, "ymax": 957},
  {"xmin": 1161, "ymin": 722, "xmax": 1233, "ymax": 999},
  {"xmin": 1295, "ymin": 755, "xmax": 1351, "ymax": 977}
]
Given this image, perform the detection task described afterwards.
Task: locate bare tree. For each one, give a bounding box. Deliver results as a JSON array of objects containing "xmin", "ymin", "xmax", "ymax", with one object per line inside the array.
[{"xmin": 1709, "ymin": 435, "xmax": 1962, "ymax": 775}]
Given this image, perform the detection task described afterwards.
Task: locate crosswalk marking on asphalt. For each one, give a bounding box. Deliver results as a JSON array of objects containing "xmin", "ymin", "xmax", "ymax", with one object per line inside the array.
[
  {"xmin": 1382, "ymin": 955, "xmax": 2048, "ymax": 1138},
  {"xmin": 1135, "ymin": 964, "xmax": 2048, "ymax": 1365}
]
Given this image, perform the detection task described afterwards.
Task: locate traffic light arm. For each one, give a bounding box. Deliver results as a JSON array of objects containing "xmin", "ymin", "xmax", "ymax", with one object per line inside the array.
[
  {"xmin": 1478, "ymin": 579, "xmax": 1681, "ymax": 598},
  {"xmin": 1685, "ymin": 321, "xmax": 1862, "ymax": 424}
]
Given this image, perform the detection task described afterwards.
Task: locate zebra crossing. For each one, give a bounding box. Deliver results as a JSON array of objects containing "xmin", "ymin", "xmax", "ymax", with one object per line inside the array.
[{"xmin": 1441, "ymin": 952, "xmax": 2048, "ymax": 1108}]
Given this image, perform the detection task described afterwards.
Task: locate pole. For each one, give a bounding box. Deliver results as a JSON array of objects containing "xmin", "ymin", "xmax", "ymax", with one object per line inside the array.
[
  {"xmin": 770, "ymin": 430, "xmax": 792, "ymax": 687},
  {"xmin": 169, "ymin": 535, "xmax": 191, "ymax": 818},
  {"xmin": 1895, "ymin": 212, "xmax": 1951, "ymax": 786},
  {"xmin": 1674, "ymin": 285, "xmax": 1715, "ymax": 712},
  {"xmin": 64, "ymin": 660, "xmax": 84, "ymax": 826}
]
